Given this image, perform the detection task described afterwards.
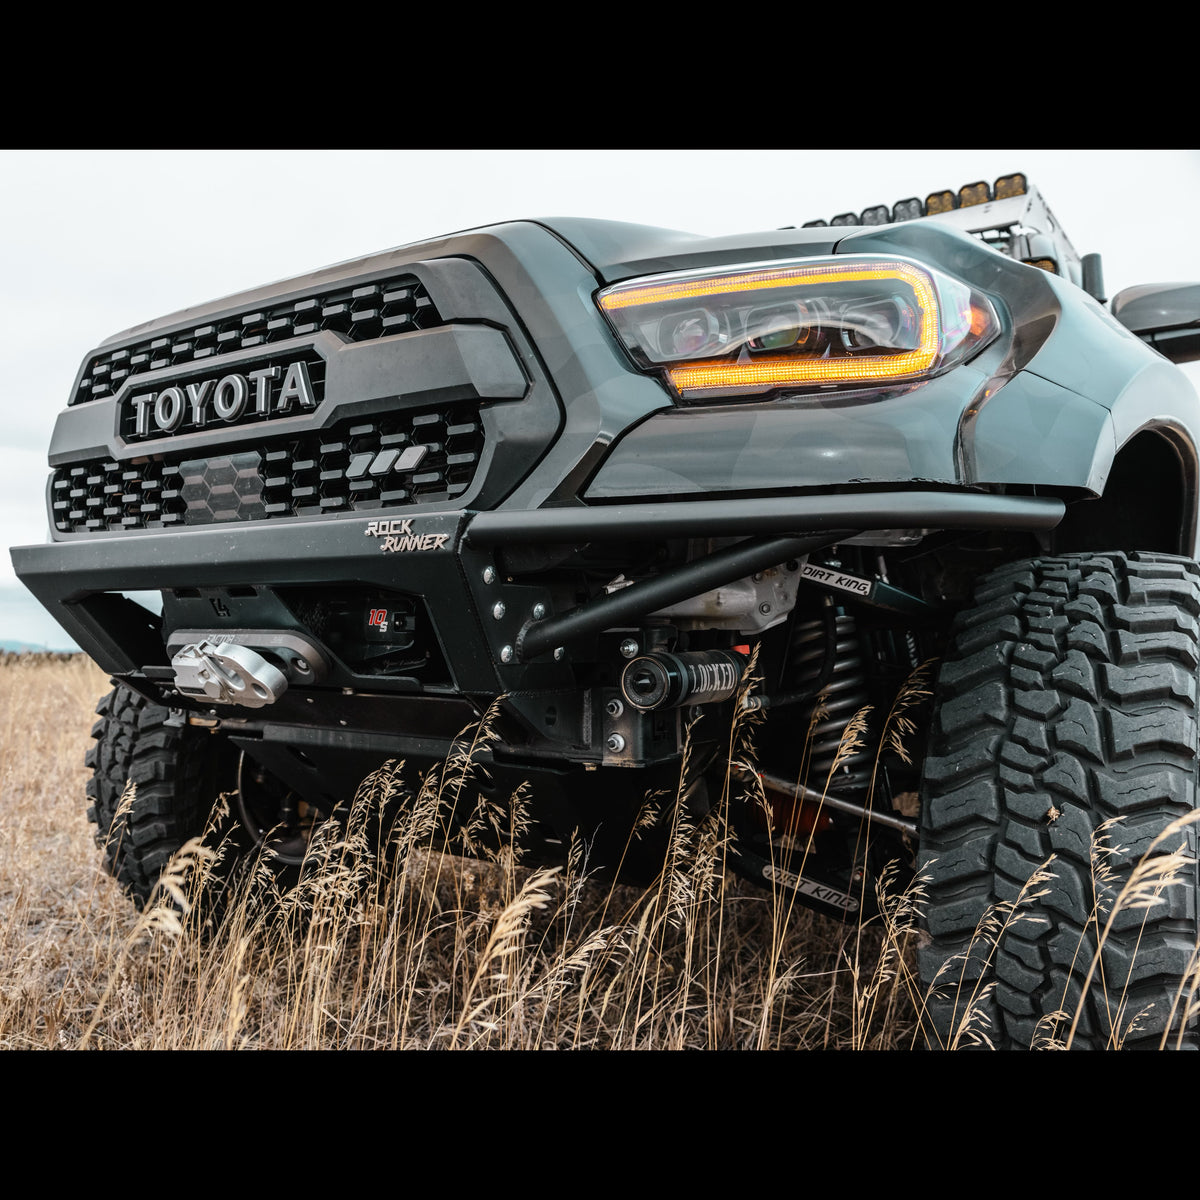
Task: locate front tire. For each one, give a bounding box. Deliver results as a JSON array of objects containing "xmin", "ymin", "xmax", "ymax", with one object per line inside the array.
[
  {"xmin": 85, "ymin": 684, "xmax": 342, "ymax": 911},
  {"xmin": 919, "ymin": 552, "xmax": 1200, "ymax": 1049},
  {"xmin": 86, "ymin": 685, "xmax": 237, "ymax": 908}
]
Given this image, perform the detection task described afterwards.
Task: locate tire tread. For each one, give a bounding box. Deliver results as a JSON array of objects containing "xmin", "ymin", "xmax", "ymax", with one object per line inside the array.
[
  {"xmin": 920, "ymin": 551, "xmax": 1200, "ymax": 1049},
  {"xmin": 86, "ymin": 684, "xmax": 231, "ymax": 908}
]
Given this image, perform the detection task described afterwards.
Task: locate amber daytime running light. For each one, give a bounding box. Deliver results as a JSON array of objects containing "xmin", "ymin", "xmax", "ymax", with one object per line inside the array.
[{"xmin": 597, "ymin": 255, "xmax": 999, "ymax": 401}]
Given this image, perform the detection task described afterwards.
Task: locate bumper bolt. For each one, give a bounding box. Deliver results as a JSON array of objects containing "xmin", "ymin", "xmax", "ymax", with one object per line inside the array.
[
  {"xmin": 483, "ymin": 566, "xmax": 496, "ymax": 584},
  {"xmin": 492, "ymin": 601, "xmax": 506, "ymax": 620},
  {"xmin": 619, "ymin": 638, "xmax": 639, "ymax": 658},
  {"xmin": 532, "ymin": 602, "xmax": 546, "ymax": 620},
  {"xmin": 606, "ymin": 733, "xmax": 626, "ymax": 753},
  {"xmin": 500, "ymin": 645, "xmax": 514, "ymax": 663}
]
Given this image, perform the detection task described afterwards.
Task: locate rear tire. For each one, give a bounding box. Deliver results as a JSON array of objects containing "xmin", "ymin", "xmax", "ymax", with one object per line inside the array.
[{"xmin": 919, "ymin": 552, "xmax": 1200, "ymax": 1049}]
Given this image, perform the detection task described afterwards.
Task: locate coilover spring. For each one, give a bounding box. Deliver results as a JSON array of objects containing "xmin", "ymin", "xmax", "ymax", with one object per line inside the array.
[{"xmin": 790, "ymin": 608, "xmax": 873, "ymax": 794}]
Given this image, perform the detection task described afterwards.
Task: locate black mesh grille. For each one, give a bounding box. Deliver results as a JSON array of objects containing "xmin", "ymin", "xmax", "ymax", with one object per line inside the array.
[
  {"xmin": 51, "ymin": 404, "xmax": 483, "ymax": 534},
  {"xmin": 71, "ymin": 275, "xmax": 442, "ymax": 407}
]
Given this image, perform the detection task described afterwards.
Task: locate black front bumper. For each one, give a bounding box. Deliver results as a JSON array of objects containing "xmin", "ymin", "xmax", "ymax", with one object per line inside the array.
[{"xmin": 13, "ymin": 486, "xmax": 1065, "ymax": 681}]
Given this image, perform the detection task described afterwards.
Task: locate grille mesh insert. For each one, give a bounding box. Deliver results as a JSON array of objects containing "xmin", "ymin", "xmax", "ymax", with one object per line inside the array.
[
  {"xmin": 51, "ymin": 405, "xmax": 483, "ymax": 533},
  {"xmin": 71, "ymin": 274, "xmax": 442, "ymax": 407}
]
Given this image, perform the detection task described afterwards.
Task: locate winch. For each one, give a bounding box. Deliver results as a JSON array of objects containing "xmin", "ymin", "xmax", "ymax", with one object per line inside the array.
[{"xmin": 167, "ymin": 629, "xmax": 329, "ymax": 708}]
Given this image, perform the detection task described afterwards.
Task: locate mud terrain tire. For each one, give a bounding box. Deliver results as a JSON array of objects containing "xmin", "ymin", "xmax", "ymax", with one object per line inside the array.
[
  {"xmin": 919, "ymin": 552, "xmax": 1200, "ymax": 1049},
  {"xmin": 86, "ymin": 684, "xmax": 236, "ymax": 909},
  {"xmin": 86, "ymin": 685, "xmax": 402, "ymax": 916}
]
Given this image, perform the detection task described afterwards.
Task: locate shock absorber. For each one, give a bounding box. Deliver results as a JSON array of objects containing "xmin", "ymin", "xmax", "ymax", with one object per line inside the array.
[
  {"xmin": 790, "ymin": 606, "xmax": 873, "ymax": 795},
  {"xmin": 621, "ymin": 649, "xmax": 748, "ymax": 711}
]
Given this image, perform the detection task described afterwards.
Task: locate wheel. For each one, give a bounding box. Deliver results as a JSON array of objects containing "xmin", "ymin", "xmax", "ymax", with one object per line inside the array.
[
  {"xmin": 86, "ymin": 685, "xmax": 236, "ymax": 908},
  {"xmin": 86, "ymin": 683, "xmax": 336, "ymax": 910},
  {"xmin": 235, "ymin": 754, "xmax": 334, "ymax": 870},
  {"xmin": 919, "ymin": 552, "xmax": 1200, "ymax": 1049}
]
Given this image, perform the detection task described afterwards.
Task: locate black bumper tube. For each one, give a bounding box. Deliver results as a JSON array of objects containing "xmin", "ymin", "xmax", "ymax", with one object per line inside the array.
[
  {"xmin": 518, "ymin": 532, "xmax": 845, "ymax": 660},
  {"xmin": 465, "ymin": 490, "xmax": 1066, "ymax": 545}
]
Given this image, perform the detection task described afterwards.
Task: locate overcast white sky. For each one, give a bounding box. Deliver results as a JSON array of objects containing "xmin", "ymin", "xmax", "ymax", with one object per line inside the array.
[{"xmin": 4, "ymin": 148, "xmax": 1200, "ymax": 648}]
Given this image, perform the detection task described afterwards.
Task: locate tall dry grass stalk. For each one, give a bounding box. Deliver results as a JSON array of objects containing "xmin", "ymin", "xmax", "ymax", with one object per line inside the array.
[
  {"xmin": 5, "ymin": 653, "xmax": 1197, "ymax": 1049},
  {"xmin": 0, "ymin": 654, "xmax": 928, "ymax": 1049}
]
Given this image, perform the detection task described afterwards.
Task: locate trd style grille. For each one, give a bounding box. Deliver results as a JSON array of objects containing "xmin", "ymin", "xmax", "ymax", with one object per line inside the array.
[
  {"xmin": 71, "ymin": 274, "xmax": 442, "ymax": 408},
  {"xmin": 51, "ymin": 405, "xmax": 483, "ymax": 533}
]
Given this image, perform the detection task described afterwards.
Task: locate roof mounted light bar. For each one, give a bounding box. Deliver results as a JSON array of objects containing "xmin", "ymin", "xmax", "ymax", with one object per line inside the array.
[{"xmin": 803, "ymin": 173, "xmax": 1028, "ymax": 229}]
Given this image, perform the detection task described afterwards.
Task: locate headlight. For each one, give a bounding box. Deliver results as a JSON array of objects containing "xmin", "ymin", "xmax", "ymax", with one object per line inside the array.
[{"xmin": 597, "ymin": 254, "xmax": 999, "ymax": 401}]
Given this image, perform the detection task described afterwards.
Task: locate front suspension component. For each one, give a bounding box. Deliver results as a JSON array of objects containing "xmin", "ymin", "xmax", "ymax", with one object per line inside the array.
[
  {"xmin": 621, "ymin": 649, "xmax": 748, "ymax": 711},
  {"xmin": 787, "ymin": 609, "xmax": 873, "ymax": 793}
]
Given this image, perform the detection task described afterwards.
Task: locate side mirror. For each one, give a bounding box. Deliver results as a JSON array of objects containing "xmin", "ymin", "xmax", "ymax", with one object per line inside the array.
[
  {"xmin": 1111, "ymin": 281, "xmax": 1200, "ymax": 364},
  {"xmin": 1081, "ymin": 253, "xmax": 1105, "ymax": 303}
]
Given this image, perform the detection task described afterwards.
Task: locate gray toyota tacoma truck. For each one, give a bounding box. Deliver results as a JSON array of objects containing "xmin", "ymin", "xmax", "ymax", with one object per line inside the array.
[{"xmin": 14, "ymin": 172, "xmax": 1200, "ymax": 1048}]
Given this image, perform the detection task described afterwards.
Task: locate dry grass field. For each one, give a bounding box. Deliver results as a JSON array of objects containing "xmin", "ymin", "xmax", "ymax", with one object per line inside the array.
[
  {"xmin": 5, "ymin": 652, "xmax": 1198, "ymax": 1050},
  {"xmin": 0, "ymin": 652, "xmax": 933, "ymax": 1050}
]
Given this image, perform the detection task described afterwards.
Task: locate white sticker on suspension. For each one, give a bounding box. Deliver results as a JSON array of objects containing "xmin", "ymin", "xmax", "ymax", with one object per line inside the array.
[
  {"xmin": 763, "ymin": 863, "xmax": 860, "ymax": 912},
  {"xmin": 800, "ymin": 563, "xmax": 872, "ymax": 597}
]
